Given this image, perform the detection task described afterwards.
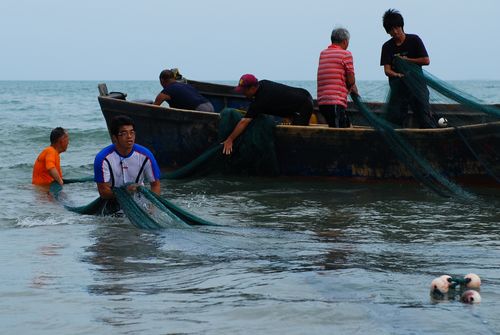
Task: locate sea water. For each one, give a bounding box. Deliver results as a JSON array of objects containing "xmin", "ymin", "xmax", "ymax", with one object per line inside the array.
[{"xmin": 0, "ymin": 80, "xmax": 499, "ymax": 334}]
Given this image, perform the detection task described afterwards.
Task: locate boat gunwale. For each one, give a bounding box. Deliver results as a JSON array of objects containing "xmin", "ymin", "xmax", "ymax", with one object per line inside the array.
[{"xmin": 98, "ymin": 95, "xmax": 500, "ymax": 136}]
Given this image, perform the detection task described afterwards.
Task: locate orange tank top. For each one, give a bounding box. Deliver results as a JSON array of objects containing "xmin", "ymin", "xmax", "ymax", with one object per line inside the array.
[{"xmin": 32, "ymin": 146, "xmax": 62, "ymax": 185}]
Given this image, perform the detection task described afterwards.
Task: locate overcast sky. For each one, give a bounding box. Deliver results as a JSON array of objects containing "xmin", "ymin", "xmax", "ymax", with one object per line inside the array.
[{"xmin": 1, "ymin": 0, "xmax": 499, "ymax": 81}]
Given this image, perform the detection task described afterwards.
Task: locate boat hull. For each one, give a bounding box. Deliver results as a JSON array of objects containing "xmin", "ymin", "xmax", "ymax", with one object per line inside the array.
[{"xmin": 98, "ymin": 95, "xmax": 500, "ymax": 184}]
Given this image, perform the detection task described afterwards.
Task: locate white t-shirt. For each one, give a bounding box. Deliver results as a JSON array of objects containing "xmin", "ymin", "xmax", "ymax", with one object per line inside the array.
[{"xmin": 94, "ymin": 144, "xmax": 160, "ymax": 187}]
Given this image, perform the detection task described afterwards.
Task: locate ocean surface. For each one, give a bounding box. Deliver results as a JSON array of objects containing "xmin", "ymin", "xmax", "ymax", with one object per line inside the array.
[{"xmin": 1, "ymin": 80, "xmax": 499, "ymax": 335}]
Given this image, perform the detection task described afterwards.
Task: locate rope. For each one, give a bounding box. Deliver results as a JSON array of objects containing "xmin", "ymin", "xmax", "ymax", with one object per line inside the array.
[
  {"xmin": 161, "ymin": 144, "xmax": 222, "ymax": 180},
  {"xmin": 63, "ymin": 176, "xmax": 94, "ymax": 184}
]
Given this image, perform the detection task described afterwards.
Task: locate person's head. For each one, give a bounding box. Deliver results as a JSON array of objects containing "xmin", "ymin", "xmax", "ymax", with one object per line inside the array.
[
  {"xmin": 331, "ymin": 27, "xmax": 350, "ymax": 49},
  {"xmin": 234, "ymin": 74, "xmax": 259, "ymax": 98},
  {"xmin": 110, "ymin": 115, "xmax": 136, "ymax": 155},
  {"xmin": 159, "ymin": 69, "xmax": 175, "ymax": 86},
  {"xmin": 50, "ymin": 127, "xmax": 69, "ymax": 153},
  {"xmin": 383, "ymin": 9, "xmax": 404, "ymax": 33},
  {"xmin": 110, "ymin": 115, "xmax": 135, "ymax": 136}
]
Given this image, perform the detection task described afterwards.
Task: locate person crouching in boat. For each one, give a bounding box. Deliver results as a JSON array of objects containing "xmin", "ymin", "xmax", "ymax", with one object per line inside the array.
[
  {"xmin": 94, "ymin": 115, "xmax": 161, "ymax": 200},
  {"xmin": 222, "ymin": 74, "xmax": 313, "ymax": 155},
  {"xmin": 153, "ymin": 69, "xmax": 215, "ymax": 112},
  {"xmin": 32, "ymin": 127, "xmax": 69, "ymax": 186}
]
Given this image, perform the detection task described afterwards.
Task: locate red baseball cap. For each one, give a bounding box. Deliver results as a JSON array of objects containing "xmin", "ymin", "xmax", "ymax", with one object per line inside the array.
[{"xmin": 234, "ymin": 74, "xmax": 258, "ymax": 92}]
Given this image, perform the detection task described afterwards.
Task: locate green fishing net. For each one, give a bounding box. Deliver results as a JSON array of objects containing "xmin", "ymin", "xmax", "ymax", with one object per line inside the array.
[
  {"xmin": 50, "ymin": 108, "xmax": 278, "ymax": 228},
  {"xmin": 391, "ymin": 57, "xmax": 500, "ymax": 126},
  {"xmin": 50, "ymin": 182, "xmax": 217, "ymax": 229},
  {"xmin": 353, "ymin": 58, "xmax": 500, "ymax": 198},
  {"xmin": 113, "ymin": 186, "xmax": 191, "ymax": 229},
  {"xmin": 217, "ymin": 108, "xmax": 279, "ymax": 176},
  {"xmin": 352, "ymin": 94, "xmax": 474, "ymax": 199},
  {"xmin": 162, "ymin": 108, "xmax": 279, "ymax": 179},
  {"xmin": 50, "ymin": 182, "xmax": 119, "ymax": 215},
  {"xmin": 53, "ymin": 70, "xmax": 500, "ymax": 227}
]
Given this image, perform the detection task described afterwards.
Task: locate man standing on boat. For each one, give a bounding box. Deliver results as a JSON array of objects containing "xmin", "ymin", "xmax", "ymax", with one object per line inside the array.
[
  {"xmin": 154, "ymin": 69, "xmax": 215, "ymax": 112},
  {"xmin": 222, "ymin": 74, "xmax": 313, "ymax": 155},
  {"xmin": 32, "ymin": 127, "xmax": 69, "ymax": 186},
  {"xmin": 94, "ymin": 115, "xmax": 161, "ymax": 199},
  {"xmin": 317, "ymin": 27, "xmax": 359, "ymax": 128},
  {"xmin": 380, "ymin": 9, "xmax": 437, "ymax": 128}
]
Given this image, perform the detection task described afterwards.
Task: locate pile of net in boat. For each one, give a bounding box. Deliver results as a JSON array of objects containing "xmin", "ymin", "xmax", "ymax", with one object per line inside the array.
[
  {"xmin": 352, "ymin": 58, "xmax": 500, "ymax": 198},
  {"xmin": 163, "ymin": 107, "xmax": 279, "ymax": 179},
  {"xmin": 50, "ymin": 182, "xmax": 216, "ymax": 229}
]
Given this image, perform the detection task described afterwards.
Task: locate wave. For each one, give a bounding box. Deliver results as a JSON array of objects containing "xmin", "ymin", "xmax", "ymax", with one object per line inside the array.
[
  {"xmin": 16, "ymin": 215, "xmax": 75, "ymax": 227},
  {"xmin": 15, "ymin": 212, "xmax": 97, "ymax": 228}
]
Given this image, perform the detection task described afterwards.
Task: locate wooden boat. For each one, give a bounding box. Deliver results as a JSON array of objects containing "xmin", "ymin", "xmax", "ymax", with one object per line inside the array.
[{"xmin": 97, "ymin": 81, "xmax": 500, "ymax": 185}]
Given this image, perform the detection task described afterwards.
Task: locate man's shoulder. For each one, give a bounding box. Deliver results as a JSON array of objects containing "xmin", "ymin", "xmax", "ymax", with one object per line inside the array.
[
  {"xmin": 94, "ymin": 144, "xmax": 115, "ymax": 162},
  {"xmin": 97, "ymin": 144, "xmax": 115, "ymax": 154},
  {"xmin": 38, "ymin": 146, "xmax": 58, "ymax": 161},
  {"xmin": 320, "ymin": 46, "xmax": 331, "ymax": 54},
  {"xmin": 132, "ymin": 144, "xmax": 160, "ymax": 173},
  {"xmin": 382, "ymin": 38, "xmax": 394, "ymax": 49},
  {"xmin": 260, "ymin": 80, "xmax": 291, "ymax": 91},
  {"xmin": 169, "ymin": 81, "xmax": 192, "ymax": 90},
  {"xmin": 43, "ymin": 146, "xmax": 58, "ymax": 155},
  {"xmin": 406, "ymin": 33, "xmax": 421, "ymax": 39},
  {"xmin": 259, "ymin": 79, "xmax": 274, "ymax": 86},
  {"xmin": 259, "ymin": 80, "xmax": 310, "ymax": 100},
  {"xmin": 133, "ymin": 143, "xmax": 151, "ymax": 153},
  {"xmin": 406, "ymin": 34, "xmax": 424, "ymax": 43},
  {"xmin": 255, "ymin": 80, "xmax": 275, "ymax": 95},
  {"xmin": 323, "ymin": 44, "xmax": 351, "ymax": 53},
  {"xmin": 133, "ymin": 144, "xmax": 157, "ymax": 160}
]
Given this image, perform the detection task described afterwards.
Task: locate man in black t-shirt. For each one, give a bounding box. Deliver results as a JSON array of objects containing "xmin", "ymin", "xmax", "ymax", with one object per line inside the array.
[
  {"xmin": 380, "ymin": 9, "xmax": 437, "ymax": 128},
  {"xmin": 222, "ymin": 74, "xmax": 313, "ymax": 155}
]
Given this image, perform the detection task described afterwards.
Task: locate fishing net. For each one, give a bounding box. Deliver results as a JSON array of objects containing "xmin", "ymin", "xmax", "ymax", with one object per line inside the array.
[
  {"xmin": 391, "ymin": 57, "xmax": 500, "ymax": 127},
  {"xmin": 352, "ymin": 58, "xmax": 500, "ymax": 197},
  {"xmin": 162, "ymin": 108, "xmax": 279, "ymax": 179},
  {"xmin": 136, "ymin": 186, "xmax": 217, "ymax": 226},
  {"xmin": 62, "ymin": 108, "xmax": 279, "ymax": 183},
  {"xmin": 50, "ymin": 182, "xmax": 217, "ymax": 229},
  {"xmin": 217, "ymin": 108, "xmax": 279, "ymax": 176},
  {"xmin": 50, "ymin": 182, "xmax": 120, "ymax": 215},
  {"xmin": 162, "ymin": 144, "xmax": 222, "ymax": 179},
  {"xmin": 113, "ymin": 186, "xmax": 191, "ymax": 229},
  {"xmin": 49, "ymin": 109, "xmax": 279, "ymax": 225},
  {"xmin": 48, "ymin": 108, "xmax": 279, "ymax": 226},
  {"xmin": 352, "ymin": 94, "xmax": 473, "ymax": 199}
]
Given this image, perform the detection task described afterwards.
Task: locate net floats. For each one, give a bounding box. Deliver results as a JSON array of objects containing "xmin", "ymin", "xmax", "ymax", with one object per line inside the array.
[{"xmin": 430, "ymin": 273, "xmax": 481, "ymax": 304}]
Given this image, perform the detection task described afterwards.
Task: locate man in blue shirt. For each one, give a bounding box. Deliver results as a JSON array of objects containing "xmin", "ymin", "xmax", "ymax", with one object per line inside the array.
[
  {"xmin": 153, "ymin": 69, "xmax": 214, "ymax": 112},
  {"xmin": 94, "ymin": 115, "xmax": 161, "ymax": 199}
]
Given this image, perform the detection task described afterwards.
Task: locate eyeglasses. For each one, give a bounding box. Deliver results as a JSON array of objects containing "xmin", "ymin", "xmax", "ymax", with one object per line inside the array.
[{"xmin": 117, "ymin": 130, "xmax": 136, "ymax": 137}]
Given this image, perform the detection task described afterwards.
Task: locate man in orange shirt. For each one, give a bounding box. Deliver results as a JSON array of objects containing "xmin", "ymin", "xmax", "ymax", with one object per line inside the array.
[{"xmin": 32, "ymin": 127, "xmax": 69, "ymax": 186}]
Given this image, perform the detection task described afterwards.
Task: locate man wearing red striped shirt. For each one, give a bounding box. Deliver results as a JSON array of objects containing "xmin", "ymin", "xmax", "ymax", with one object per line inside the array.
[{"xmin": 317, "ymin": 27, "xmax": 358, "ymax": 128}]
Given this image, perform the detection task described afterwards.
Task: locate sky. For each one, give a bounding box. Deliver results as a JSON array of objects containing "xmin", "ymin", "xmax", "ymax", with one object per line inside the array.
[{"xmin": 1, "ymin": 0, "xmax": 499, "ymax": 81}]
